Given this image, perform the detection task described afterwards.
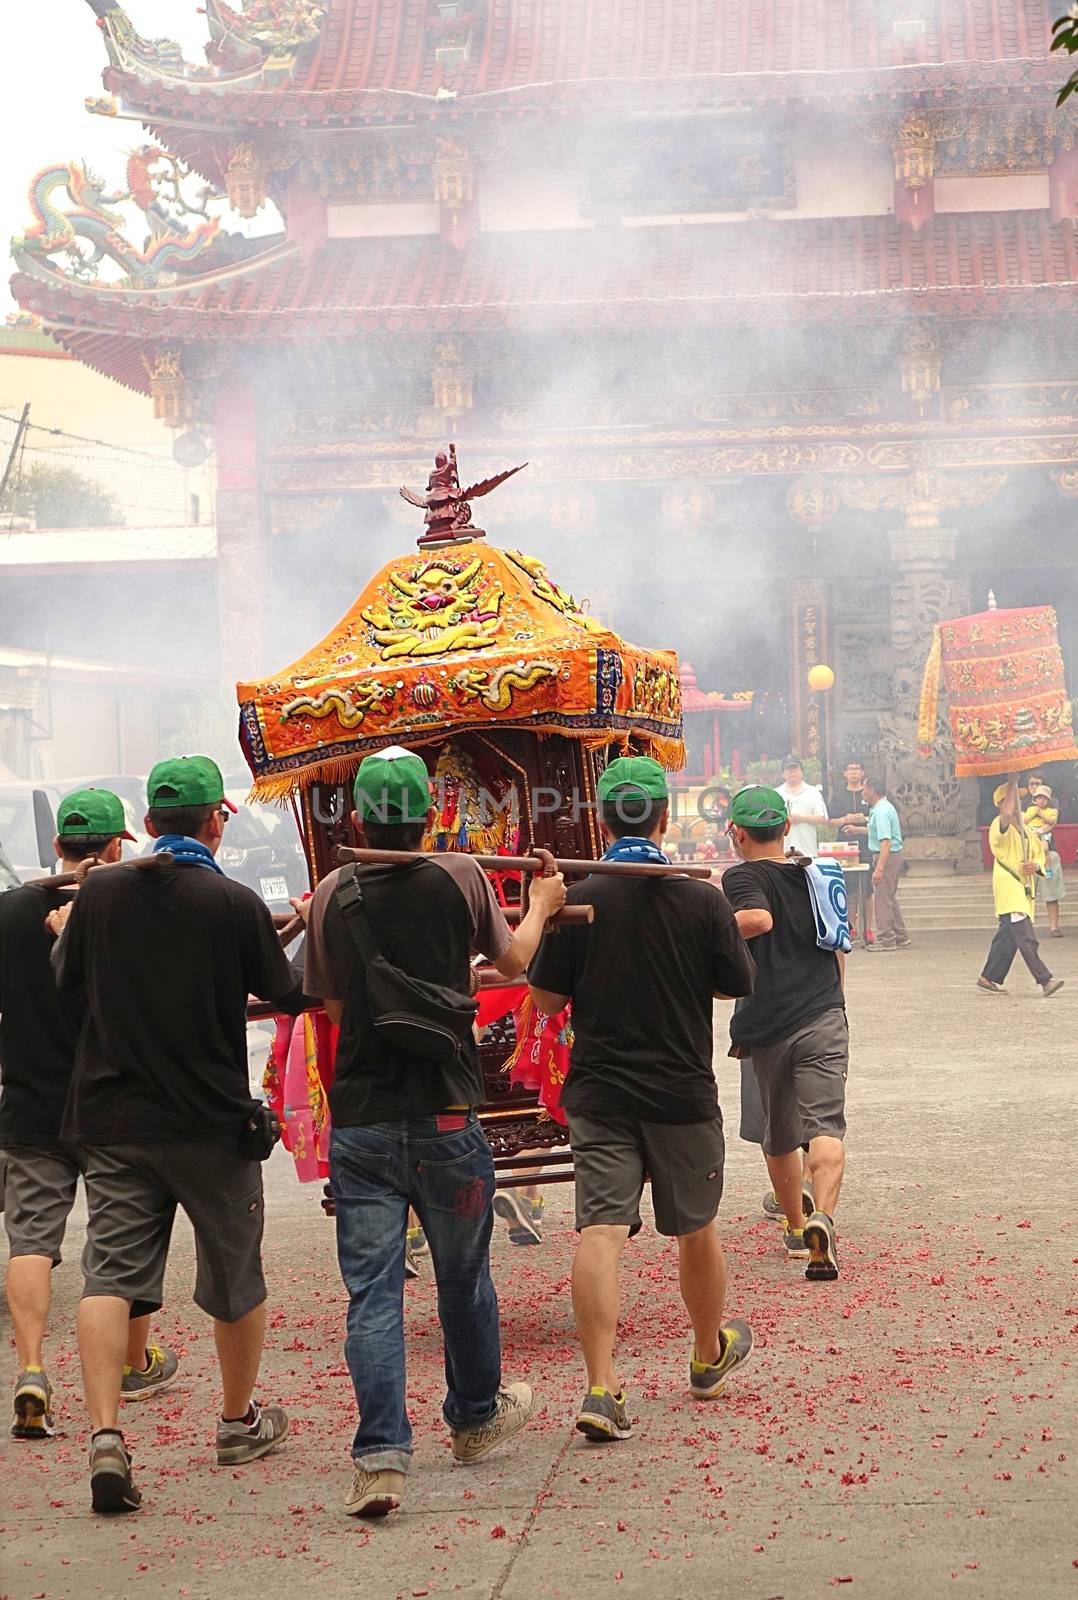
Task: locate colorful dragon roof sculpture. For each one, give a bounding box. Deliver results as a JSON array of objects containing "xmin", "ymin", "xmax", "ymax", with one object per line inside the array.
[{"xmin": 238, "ymin": 462, "xmax": 684, "ymax": 799}]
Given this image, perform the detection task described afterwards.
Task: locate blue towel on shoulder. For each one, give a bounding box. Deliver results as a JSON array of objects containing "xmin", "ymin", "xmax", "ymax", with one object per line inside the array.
[{"xmin": 802, "ymin": 858, "xmax": 852, "ymax": 954}]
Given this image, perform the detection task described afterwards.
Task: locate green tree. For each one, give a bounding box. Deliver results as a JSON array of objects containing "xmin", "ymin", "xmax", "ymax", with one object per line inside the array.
[
  {"xmin": 0, "ymin": 461, "xmax": 125, "ymax": 528},
  {"xmin": 1054, "ymin": 8, "xmax": 1078, "ymax": 104}
]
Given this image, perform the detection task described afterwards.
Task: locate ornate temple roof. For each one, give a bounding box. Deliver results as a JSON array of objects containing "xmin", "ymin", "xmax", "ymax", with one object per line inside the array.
[
  {"xmin": 95, "ymin": 0, "xmax": 1060, "ymax": 129},
  {"xmin": 14, "ymin": 210, "xmax": 1078, "ymax": 394}
]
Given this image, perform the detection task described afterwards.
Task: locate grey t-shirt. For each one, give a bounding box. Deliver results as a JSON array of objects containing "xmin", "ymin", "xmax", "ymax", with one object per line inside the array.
[{"xmin": 303, "ymin": 854, "xmax": 513, "ymax": 1124}]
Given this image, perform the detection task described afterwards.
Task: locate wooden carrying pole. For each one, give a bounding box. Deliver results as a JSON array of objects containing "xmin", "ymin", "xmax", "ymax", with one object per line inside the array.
[
  {"xmin": 335, "ymin": 845, "xmax": 713, "ymax": 880},
  {"xmin": 24, "ymin": 852, "xmax": 175, "ymax": 891}
]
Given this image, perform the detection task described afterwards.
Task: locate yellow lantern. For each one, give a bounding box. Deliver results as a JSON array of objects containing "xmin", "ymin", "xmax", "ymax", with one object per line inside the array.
[{"xmin": 808, "ymin": 664, "xmax": 835, "ymax": 692}]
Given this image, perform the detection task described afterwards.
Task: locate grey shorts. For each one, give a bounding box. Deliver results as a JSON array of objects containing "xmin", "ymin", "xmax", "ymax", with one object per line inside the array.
[
  {"xmin": 567, "ymin": 1113, "xmax": 725, "ymax": 1238},
  {"xmin": 752, "ymin": 1008, "xmax": 849, "ymax": 1157},
  {"xmin": 1, "ymin": 1143, "xmax": 84, "ymax": 1264},
  {"xmin": 81, "ymin": 1139, "xmax": 267, "ymax": 1323}
]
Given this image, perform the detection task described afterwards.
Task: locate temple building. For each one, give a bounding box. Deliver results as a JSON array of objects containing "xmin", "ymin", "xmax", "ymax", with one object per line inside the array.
[{"xmin": 8, "ymin": 0, "xmax": 1078, "ymax": 861}]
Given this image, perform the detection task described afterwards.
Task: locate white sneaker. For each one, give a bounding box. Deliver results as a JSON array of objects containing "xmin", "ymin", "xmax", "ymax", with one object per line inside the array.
[
  {"xmin": 344, "ymin": 1466, "xmax": 405, "ymax": 1518},
  {"xmin": 450, "ymin": 1381, "xmax": 534, "ymax": 1463}
]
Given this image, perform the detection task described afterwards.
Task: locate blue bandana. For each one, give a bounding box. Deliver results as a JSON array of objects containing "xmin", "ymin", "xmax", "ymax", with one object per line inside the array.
[
  {"xmin": 601, "ymin": 835, "xmax": 671, "ymax": 866},
  {"xmin": 152, "ymin": 835, "xmax": 224, "ymax": 875}
]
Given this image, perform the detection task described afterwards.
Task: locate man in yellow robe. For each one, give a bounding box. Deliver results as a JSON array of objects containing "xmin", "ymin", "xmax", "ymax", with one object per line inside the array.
[{"xmin": 977, "ymin": 780, "xmax": 1063, "ymax": 997}]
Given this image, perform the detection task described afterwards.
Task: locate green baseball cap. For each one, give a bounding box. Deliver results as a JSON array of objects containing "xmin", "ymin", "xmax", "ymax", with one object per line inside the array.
[
  {"xmin": 354, "ymin": 745, "xmax": 431, "ymax": 823},
  {"xmin": 597, "ymin": 755, "xmax": 670, "ymax": 803},
  {"xmin": 147, "ymin": 755, "xmax": 237, "ymax": 812},
  {"xmin": 56, "ymin": 787, "xmax": 136, "ymax": 841},
  {"xmin": 729, "ymin": 784, "xmax": 788, "ymax": 828}
]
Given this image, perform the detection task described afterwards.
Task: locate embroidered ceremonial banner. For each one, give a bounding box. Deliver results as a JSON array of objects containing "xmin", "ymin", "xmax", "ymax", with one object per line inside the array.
[
  {"xmin": 237, "ymin": 542, "xmax": 684, "ymax": 799},
  {"xmin": 918, "ymin": 605, "xmax": 1078, "ymax": 779}
]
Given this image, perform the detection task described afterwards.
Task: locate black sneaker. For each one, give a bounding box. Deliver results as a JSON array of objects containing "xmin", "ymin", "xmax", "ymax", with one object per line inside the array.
[
  {"xmin": 576, "ymin": 1386, "xmax": 631, "ymax": 1442},
  {"xmin": 216, "ymin": 1402, "xmax": 289, "ymax": 1465},
  {"xmin": 804, "ymin": 1211, "xmax": 840, "ymax": 1281},
  {"xmin": 689, "ymin": 1318, "xmax": 754, "ymax": 1399},
  {"xmin": 90, "ymin": 1430, "xmax": 141, "ymax": 1514}
]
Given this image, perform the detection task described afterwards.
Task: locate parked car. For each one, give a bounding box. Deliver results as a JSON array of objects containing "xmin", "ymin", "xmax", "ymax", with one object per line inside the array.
[
  {"xmin": 70, "ymin": 774, "xmax": 308, "ymax": 912},
  {"xmin": 0, "ymin": 781, "xmax": 66, "ymax": 880},
  {"xmin": 1, "ymin": 774, "xmax": 309, "ymax": 913},
  {"xmin": 0, "ymin": 838, "xmax": 19, "ymax": 891}
]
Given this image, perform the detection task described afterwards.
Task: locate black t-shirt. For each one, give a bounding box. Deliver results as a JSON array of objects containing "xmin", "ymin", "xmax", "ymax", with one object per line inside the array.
[
  {"xmin": 56, "ymin": 862, "xmax": 302, "ymax": 1145},
  {"xmin": 528, "ymin": 875, "xmax": 755, "ymax": 1124},
  {"xmin": 828, "ymin": 787, "xmax": 871, "ymax": 864},
  {"xmin": 0, "ymin": 883, "xmax": 82, "ymax": 1146},
  {"xmin": 721, "ymin": 859, "xmax": 845, "ymax": 1048},
  {"xmin": 303, "ymin": 857, "xmax": 512, "ymax": 1126}
]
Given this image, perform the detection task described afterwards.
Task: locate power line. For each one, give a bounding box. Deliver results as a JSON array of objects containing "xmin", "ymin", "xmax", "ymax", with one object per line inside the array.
[{"xmin": 0, "ymin": 412, "xmax": 176, "ymax": 464}]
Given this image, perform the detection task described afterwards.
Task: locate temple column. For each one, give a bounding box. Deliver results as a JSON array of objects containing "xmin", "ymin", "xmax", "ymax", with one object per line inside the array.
[
  {"xmin": 789, "ymin": 578, "xmax": 832, "ymax": 777},
  {"xmin": 214, "ymin": 374, "xmax": 267, "ymax": 689},
  {"xmin": 882, "ymin": 521, "xmax": 981, "ymax": 873}
]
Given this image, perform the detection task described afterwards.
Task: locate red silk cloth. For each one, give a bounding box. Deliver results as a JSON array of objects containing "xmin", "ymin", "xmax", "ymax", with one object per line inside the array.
[{"xmin": 920, "ymin": 605, "xmax": 1078, "ymax": 779}]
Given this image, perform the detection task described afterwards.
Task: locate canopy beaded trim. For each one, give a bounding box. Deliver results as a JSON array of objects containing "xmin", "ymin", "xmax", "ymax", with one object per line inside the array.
[
  {"xmin": 237, "ymin": 542, "xmax": 684, "ymax": 799},
  {"xmin": 917, "ymin": 604, "xmax": 1078, "ymax": 779}
]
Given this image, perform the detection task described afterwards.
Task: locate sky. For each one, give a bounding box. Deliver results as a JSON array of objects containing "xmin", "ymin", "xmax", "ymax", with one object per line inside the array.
[{"xmin": 0, "ymin": 1, "xmax": 219, "ymax": 311}]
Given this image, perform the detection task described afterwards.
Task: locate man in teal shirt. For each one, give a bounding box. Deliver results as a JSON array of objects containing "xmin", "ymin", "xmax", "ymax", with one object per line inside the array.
[{"xmin": 861, "ymin": 777, "xmax": 909, "ymax": 951}]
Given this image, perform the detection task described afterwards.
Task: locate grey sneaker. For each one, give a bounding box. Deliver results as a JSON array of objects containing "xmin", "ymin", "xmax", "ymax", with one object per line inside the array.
[
  {"xmin": 977, "ymin": 977, "xmax": 1006, "ymax": 993},
  {"xmin": 450, "ymin": 1381, "xmax": 534, "ymax": 1463},
  {"xmin": 121, "ymin": 1343, "xmax": 179, "ymax": 1403},
  {"xmin": 216, "ymin": 1402, "xmax": 289, "ymax": 1465},
  {"xmin": 762, "ymin": 1184, "xmax": 815, "ymax": 1221},
  {"xmin": 493, "ymin": 1190, "xmax": 542, "ymax": 1245},
  {"xmin": 805, "ymin": 1211, "xmax": 840, "ymax": 1281},
  {"xmin": 12, "ymin": 1368, "xmax": 55, "ymax": 1440},
  {"xmin": 343, "ymin": 1466, "xmax": 405, "ymax": 1518},
  {"xmin": 404, "ymin": 1240, "xmax": 421, "ymax": 1280},
  {"xmin": 1041, "ymin": 978, "xmax": 1064, "ymax": 998},
  {"xmin": 576, "ymin": 1387, "xmax": 631, "ymax": 1442},
  {"xmin": 90, "ymin": 1430, "xmax": 141, "ymax": 1514},
  {"xmin": 783, "ymin": 1227, "xmax": 810, "ymax": 1261},
  {"xmin": 689, "ymin": 1318, "xmax": 754, "ymax": 1399}
]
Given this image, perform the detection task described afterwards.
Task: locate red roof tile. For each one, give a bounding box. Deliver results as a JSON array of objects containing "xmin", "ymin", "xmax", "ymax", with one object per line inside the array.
[
  {"xmin": 104, "ymin": 0, "xmax": 1060, "ymax": 123},
  {"xmin": 15, "ymin": 213, "xmax": 1077, "ymax": 366}
]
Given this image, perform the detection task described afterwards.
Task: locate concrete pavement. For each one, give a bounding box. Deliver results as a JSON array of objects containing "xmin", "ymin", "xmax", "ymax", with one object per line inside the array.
[{"xmin": 2, "ymin": 931, "xmax": 1075, "ymax": 1600}]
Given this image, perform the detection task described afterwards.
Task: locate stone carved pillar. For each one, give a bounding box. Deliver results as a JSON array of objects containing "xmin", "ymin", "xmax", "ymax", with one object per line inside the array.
[
  {"xmin": 837, "ymin": 468, "xmax": 1006, "ymax": 868},
  {"xmin": 214, "ymin": 376, "xmax": 267, "ymax": 690},
  {"xmin": 789, "ymin": 578, "xmax": 832, "ymax": 774},
  {"xmin": 881, "ymin": 525, "xmax": 980, "ymax": 869}
]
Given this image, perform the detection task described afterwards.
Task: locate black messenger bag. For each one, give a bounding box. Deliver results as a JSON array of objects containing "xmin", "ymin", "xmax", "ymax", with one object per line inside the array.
[{"xmin": 334, "ymin": 863, "xmax": 478, "ymax": 1061}]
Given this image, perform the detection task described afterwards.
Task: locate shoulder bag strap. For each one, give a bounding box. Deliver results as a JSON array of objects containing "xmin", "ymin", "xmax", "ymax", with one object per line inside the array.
[{"xmin": 333, "ymin": 863, "xmax": 383, "ymax": 965}]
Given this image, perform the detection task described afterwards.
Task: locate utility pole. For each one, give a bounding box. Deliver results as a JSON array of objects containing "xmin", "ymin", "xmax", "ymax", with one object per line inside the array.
[{"xmin": 0, "ymin": 402, "xmax": 31, "ymax": 507}]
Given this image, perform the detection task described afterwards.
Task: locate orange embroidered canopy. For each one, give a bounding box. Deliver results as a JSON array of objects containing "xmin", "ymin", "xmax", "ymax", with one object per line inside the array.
[{"xmin": 237, "ymin": 540, "xmax": 684, "ymax": 800}]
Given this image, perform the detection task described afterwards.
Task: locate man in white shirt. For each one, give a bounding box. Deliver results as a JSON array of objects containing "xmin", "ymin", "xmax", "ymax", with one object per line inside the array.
[{"xmin": 776, "ymin": 756, "xmax": 829, "ymax": 859}]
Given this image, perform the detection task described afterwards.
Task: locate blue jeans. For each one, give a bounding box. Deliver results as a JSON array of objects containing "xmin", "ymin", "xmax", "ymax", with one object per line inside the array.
[{"xmin": 329, "ymin": 1115, "xmax": 502, "ymax": 1473}]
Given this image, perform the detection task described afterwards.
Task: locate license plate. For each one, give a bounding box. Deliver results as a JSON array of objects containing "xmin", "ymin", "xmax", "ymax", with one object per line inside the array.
[{"xmin": 260, "ymin": 876, "xmax": 289, "ymax": 902}]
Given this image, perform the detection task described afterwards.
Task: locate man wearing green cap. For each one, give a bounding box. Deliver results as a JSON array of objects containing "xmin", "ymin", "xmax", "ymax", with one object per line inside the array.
[
  {"xmin": 528, "ymin": 754, "xmax": 756, "ymax": 1445},
  {"xmin": 1, "ymin": 788, "xmax": 179, "ymax": 1444},
  {"xmin": 722, "ymin": 784, "xmax": 848, "ymax": 1282},
  {"xmin": 52, "ymin": 755, "xmax": 306, "ymax": 1513},
  {"xmin": 302, "ymin": 745, "xmax": 565, "ymax": 1518}
]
